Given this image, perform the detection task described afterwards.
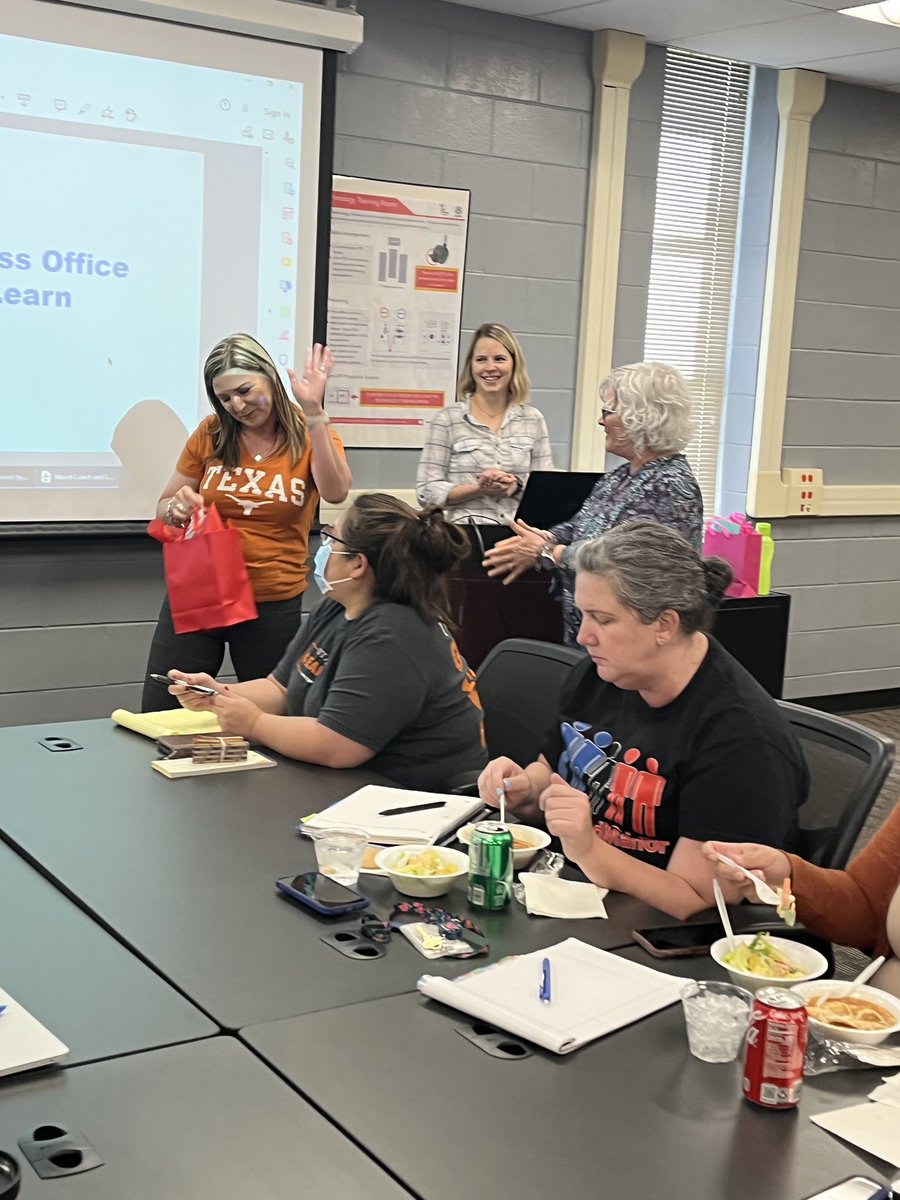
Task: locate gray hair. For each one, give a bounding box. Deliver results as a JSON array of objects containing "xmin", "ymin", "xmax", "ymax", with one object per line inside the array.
[
  {"xmin": 601, "ymin": 361, "xmax": 694, "ymax": 456},
  {"xmin": 576, "ymin": 522, "xmax": 731, "ymax": 635}
]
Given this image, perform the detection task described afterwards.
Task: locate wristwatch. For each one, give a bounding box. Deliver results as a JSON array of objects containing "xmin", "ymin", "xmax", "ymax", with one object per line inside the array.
[{"xmin": 536, "ymin": 546, "xmax": 557, "ymax": 571}]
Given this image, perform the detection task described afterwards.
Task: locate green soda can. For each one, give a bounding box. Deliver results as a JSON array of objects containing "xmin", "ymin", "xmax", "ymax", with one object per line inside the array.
[{"xmin": 467, "ymin": 821, "xmax": 513, "ymax": 910}]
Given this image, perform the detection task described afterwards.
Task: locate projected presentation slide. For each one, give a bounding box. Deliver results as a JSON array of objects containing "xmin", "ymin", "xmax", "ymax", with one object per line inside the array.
[{"xmin": 0, "ymin": 8, "xmax": 320, "ymax": 523}]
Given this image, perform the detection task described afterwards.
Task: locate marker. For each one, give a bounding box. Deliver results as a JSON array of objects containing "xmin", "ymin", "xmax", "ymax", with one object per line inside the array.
[{"xmin": 539, "ymin": 957, "xmax": 552, "ymax": 1004}]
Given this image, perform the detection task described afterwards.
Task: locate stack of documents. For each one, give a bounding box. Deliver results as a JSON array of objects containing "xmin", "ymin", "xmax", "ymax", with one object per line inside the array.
[
  {"xmin": 418, "ymin": 937, "xmax": 684, "ymax": 1054},
  {"xmin": 299, "ymin": 785, "xmax": 485, "ymax": 845}
]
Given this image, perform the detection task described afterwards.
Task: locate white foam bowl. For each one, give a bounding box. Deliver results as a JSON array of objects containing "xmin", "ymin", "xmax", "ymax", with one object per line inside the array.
[
  {"xmin": 711, "ymin": 935, "xmax": 828, "ymax": 993},
  {"xmin": 456, "ymin": 822, "xmax": 551, "ymax": 870},
  {"xmin": 790, "ymin": 980, "xmax": 900, "ymax": 1046},
  {"xmin": 374, "ymin": 845, "xmax": 469, "ymax": 898}
]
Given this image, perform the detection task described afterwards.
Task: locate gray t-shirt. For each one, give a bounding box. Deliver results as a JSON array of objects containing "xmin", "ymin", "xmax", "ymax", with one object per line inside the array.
[{"xmin": 272, "ymin": 599, "xmax": 487, "ymax": 791}]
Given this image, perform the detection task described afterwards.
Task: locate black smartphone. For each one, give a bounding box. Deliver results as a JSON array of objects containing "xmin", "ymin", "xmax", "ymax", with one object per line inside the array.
[
  {"xmin": 275, "ymin": 872, "xmax": 369, "ymax": 916},
  {"xmin": 800, "ymin": 1178, "xmax": 891, "ymax": 1200},
  {"xmin": 631, "ymin": 922, "xmax": 722, "ymax": 958}
]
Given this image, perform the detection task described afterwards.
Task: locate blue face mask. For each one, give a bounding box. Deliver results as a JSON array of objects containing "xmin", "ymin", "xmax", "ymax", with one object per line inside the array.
[{"xmin": 313, "ymin": 539, "xmax": 355, "ymax": 595}]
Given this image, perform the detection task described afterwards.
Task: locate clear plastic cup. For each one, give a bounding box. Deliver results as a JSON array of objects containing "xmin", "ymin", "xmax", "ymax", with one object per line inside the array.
[
  {"xmin": 681, "ymin": 980, "xmax": 753, "ymax": 1063},
  {"xmin": 312, "ymin": 826, "xmax": 369, "ymax": 887}
]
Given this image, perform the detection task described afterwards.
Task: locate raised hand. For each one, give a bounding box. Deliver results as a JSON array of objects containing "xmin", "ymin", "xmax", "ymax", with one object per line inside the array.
[{"xmin": 287, "ymin": 344, "xmax": 335, "ymax": 417}]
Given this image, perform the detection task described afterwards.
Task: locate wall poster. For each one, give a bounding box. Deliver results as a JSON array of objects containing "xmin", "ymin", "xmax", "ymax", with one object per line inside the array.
[{"xmin": 325, "ymin": 175, "xmax": 470, "ymax": 448}]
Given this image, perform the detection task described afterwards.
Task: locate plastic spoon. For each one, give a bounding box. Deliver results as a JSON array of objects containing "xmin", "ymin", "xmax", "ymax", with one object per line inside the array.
[
  {"xmin": 841, "ymin": 955, "xmax": 886, "ymax": 999},
  {"xmin": 713, "ymin": 879, "xmax": 736, "ymax": 953}
]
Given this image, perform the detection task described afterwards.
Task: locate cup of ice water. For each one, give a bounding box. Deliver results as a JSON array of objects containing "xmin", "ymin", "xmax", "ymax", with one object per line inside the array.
[
  {"xmin": 680, "ymin": 980, "xmax": 753, "ymax": 1063},
  {"xmin": 312, "ymin": 825, "xmax": 369, "ymax": 886}
]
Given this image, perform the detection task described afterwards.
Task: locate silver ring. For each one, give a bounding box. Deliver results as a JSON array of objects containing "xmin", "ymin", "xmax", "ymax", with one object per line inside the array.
[{"xmin": 317, "ymin": 366, "xmax": 327, "ymax": 374}]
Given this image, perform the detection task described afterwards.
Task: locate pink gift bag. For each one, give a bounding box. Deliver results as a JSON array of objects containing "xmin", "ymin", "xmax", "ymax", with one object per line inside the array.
[{"xmin": 702, "ymin": 514, "xmax": 762, "ymax": 599}]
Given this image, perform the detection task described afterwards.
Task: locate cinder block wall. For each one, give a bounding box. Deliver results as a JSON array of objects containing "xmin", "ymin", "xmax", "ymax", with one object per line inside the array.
[
  {"xmin": 334, "ymin": 0, "xmax": 593, "ymax": 487},
  {"xmin": 776, "ymin": 81, "xmax": 900, "ymax": 699}
]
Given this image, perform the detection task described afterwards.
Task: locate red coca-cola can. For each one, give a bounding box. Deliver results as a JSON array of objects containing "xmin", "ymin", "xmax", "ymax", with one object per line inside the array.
[{"xmin": 742, "ymin": 986, "xmax": 808, "ymax": 1109}]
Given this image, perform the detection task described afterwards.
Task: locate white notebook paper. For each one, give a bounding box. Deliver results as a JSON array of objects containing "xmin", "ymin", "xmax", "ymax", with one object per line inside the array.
[
  {"xmin": 299, "ymin": 785, "xmax": 485, "ymax": 845},
  {"xmin": 0, "ymin": 988, "xmax": 69, "ymax": 1077},
  {"xmin": 418, "ymin": 938, "xmax": 684, "ymax": 1055}
]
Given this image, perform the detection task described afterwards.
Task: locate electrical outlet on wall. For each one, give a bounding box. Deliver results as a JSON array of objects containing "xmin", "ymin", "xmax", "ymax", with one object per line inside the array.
[{"xmin": 781, "ymin": 468, "xmax": 823, "ymax": 516}]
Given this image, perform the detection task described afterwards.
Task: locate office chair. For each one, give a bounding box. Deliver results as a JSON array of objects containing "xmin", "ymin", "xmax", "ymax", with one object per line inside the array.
[
  {"xmin": 475, "ymin": 637, "xmax": 584, "ymax": 764},
  {"xmin": 779, "ymin": 700, "xmax": 895, "ymax": 870}
]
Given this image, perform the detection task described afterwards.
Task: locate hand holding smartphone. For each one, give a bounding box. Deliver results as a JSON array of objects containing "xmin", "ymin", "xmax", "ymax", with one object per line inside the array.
[{"xmin": 149, "ymin": 673, "xmax": 218, "ymax": 697}]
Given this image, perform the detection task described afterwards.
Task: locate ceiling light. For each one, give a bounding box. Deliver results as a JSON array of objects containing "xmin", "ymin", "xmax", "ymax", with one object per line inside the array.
[{"xmin": 840, "ymin": 1, "xmax": 900, "ymax": 23}]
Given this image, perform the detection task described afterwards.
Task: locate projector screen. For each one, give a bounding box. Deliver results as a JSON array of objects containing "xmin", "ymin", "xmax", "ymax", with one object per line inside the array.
[{"xmin": 0, "ymin": 0, "xmax": 323, "ymax": 526}]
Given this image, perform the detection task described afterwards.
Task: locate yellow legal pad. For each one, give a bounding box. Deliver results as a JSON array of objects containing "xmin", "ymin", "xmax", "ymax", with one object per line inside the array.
[{"xmin": 111, "ymin": 708, "xmax": 222, "ymax": 739}]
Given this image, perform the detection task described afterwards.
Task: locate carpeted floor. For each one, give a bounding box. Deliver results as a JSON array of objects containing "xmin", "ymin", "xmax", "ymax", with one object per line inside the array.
[{"xmin": 826, "ymin": 707, "xmax": 899, "ymax": 978}]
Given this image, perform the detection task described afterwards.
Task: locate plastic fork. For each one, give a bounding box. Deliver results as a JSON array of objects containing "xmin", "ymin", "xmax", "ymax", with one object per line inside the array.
[{"xmin": 712, "ymin": 851, "xmax": 784, "ymax": 906}]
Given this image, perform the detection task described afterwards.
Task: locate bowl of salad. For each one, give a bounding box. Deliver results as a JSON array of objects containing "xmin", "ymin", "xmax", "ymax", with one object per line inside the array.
[
  {"xmin": 711, "ymin": 932, "xmax": 828, "ymax": 992},
  {"xmin": 375, "ymin": 845, "xmax": 469, "ymax": 898}
]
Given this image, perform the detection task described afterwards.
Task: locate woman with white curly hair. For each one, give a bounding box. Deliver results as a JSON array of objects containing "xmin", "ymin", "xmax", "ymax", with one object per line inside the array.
[{"xmin": 482, "ymin": 361, "xmax": 703, "ymax": 645}]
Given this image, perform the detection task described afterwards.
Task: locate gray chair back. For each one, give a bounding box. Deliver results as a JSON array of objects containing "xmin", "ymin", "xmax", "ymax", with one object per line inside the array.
[
  {"xmin": 779, "ymin": 700, "xmax": 895, "ymax": 869},
  {"xmin": 475, "ymin": 638, "xmax": 584, "ymax": 765}
]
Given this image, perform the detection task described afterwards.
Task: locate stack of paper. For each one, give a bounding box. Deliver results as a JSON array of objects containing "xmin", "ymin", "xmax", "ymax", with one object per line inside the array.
[
  {"xmin": 0, "ymin": 988, "xmax": 68, "ymax": 1077},
  {"xmin": 418, "ymin": 937, "xmax": 684, "ymax": 1054},
  {"xmin": 300, "ymin": 785, "xmax": 485, "ymax": 845},
  {"xmin": 111, "ymin": 708, "xmax": 221, "ymax": 739}
]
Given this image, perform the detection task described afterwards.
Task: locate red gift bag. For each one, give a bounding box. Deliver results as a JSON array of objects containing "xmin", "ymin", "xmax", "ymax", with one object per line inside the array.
[
  {"xmin": 702, "ymin": 514, "xmax": 762, "ymax": 599},
  {"xmin": 147, "ymin": 505, "xmax": 258, "ymax": 634}
]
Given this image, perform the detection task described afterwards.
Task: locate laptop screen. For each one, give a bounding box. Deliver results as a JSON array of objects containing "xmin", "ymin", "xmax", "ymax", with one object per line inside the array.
[{"xmin": 515, "ymin": 471, "xmax": 603, "ymax": 530}]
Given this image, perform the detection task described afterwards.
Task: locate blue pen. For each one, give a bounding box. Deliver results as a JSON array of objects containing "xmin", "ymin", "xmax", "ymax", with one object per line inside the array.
[
  {"xmin": 0, "ymin": 1005, "xmax": 6, "ymax": 1016},
  {"xmin": 539, "ymin": 957, "xmax": 552, "ymax": 1004}
]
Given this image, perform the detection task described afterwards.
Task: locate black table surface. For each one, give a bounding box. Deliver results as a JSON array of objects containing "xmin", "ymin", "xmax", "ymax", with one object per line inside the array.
[
  {"xmin": 0, "ymin": 840, "xmax": 215, "ymax": 1066},
  {"xmin": 245, "ymin": 990, "xmax": 892, "ymax": 1200},
  {"xmin": 0, "ymin": 720, "xmax": 676, "ymax": 1030},
  {"xmin": 0, "ymin": 1039, "xmax": 411, "ymax": 1199}
]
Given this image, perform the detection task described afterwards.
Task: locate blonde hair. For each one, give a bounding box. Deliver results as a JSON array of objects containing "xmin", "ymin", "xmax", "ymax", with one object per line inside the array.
[
  {"xmin": 457, "ymin": 323, "xmax": 530, "ymax": 408},
  {"xmin": 203, "ymin": 333, "xmax": 307, "ymax": 469},
  {"xmin": 601, "ymin": 362, "xmax": 694, "ymax": 456}
]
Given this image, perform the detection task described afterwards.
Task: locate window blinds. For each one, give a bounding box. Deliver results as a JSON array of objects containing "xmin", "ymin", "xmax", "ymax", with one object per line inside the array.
[{"xmin": 643, "ymin": 49, "xmax": 751, "ymax": 512}]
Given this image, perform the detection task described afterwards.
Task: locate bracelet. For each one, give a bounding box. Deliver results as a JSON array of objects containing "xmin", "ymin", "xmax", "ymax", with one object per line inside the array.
[
  {"xmin": 165, "ymin": 496, "xmax": 188, "ymax": 527},
  {"xmin": 305, "ymin": 412, "xmax": 330, "ymax": 429}
]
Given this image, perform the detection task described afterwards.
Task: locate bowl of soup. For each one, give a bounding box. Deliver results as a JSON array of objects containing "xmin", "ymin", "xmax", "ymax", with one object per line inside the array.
[
  {"xmin": 791, "ymin": 980, "xmax": 900, "ymax": 1045},
  {"xmin": 455, "ymin": 822, "xmax": 551, "ymax": 870},
  {"xmin": 374, "ymin": 845, "xmax": 469, "ymax": 898}
]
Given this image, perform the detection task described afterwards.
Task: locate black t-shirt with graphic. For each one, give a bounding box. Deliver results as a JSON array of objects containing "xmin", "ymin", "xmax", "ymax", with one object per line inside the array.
[
  {"xmin": 272, "ymin": 599, "xmax": 486, "ymax": 791},
  {"xmin": 540, "ymin": 638, "xmax": 807, "ymax": 868}
]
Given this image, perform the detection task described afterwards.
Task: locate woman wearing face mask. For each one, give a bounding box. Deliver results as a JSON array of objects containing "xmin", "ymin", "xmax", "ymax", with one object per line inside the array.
[
  {"xmin": 482, "ymin": 362, "xmax": 703, "ymax": 645},
  {"xmin": 163, "ymin": 493, "xmax": 488, "ymax": 791},
  {"xmin": 141, "ymin": 333, "xmax": 350, "ymax": 711}
]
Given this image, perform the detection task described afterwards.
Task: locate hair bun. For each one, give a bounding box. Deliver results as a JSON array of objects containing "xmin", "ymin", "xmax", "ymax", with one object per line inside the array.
[{"xmin": 702, "ymin": 555, "xmax": 733, "ymax": 604}]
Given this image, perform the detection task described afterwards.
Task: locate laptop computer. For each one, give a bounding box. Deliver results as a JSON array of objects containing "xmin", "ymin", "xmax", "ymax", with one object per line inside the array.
[{"xmin": 514, "ymin": 470, "xmax": 603, "ymax": 531}]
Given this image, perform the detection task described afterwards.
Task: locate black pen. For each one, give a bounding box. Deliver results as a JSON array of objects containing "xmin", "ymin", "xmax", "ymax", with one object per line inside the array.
[{"xmin": 378, "ymin": 801, "xmax": 448, "ymax": 818}]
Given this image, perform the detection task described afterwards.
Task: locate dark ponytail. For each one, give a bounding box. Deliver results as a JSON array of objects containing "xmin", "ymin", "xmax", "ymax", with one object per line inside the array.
[{"xmin": 342, "ymin": 494, "xmax": 469, "ymax": 624}]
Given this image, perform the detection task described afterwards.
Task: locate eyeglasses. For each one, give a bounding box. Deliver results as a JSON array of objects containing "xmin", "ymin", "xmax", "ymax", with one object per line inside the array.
[
  {"xmin": 320, "ymin": 525, "xmax": 360, "ymax": 554},
  {"xmin": 599, "ymin": 380, "xmax": 618, "ymax": 419}
]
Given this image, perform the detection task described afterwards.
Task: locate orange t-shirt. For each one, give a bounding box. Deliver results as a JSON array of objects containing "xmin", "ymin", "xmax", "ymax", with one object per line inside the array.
[{"xmin": 176, "ymin": 417, "xmax": 346, "ymax": 602}]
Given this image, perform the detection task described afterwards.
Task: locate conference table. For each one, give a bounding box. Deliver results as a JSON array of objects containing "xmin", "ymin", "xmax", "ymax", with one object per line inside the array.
[
  {"xmin": 0, "ymin": 1039, "xmax": 412, "ymax": 1199},
  {"xmin": 0, "ymin": 717, "xmax": 895, "ymax": 1198},
  {"xmin": 0, "ymin": 719, "xmax": 678, "ymax": 1029},
  {"xmin": 0, "ymin": 840, "xmax": 214, "ymax": 1065}
]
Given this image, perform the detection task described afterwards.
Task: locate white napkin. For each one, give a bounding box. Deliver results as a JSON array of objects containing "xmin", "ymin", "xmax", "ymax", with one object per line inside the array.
[
  {"xmin": 519, "ymin": 873, "xmax": 608, "ymax": 919},
  {"xmin": 869, "ymin": 1072, "xmax": 900, "ymax": 1109},
  {"xmin": 811, "ymin": 1102, "xmax": 900, "ymax": 1168}
]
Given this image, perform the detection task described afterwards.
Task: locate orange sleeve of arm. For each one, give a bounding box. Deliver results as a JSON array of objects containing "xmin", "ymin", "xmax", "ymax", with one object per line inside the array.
[{"xmin": 790, "ymin": 800, "xmax": 900, "ymax": 956}]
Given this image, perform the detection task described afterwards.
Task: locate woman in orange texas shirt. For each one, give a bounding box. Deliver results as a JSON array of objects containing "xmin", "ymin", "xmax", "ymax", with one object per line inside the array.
[{"xmin": 141, "ymin": 333, "xmax": 350, "ymax": 711}]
